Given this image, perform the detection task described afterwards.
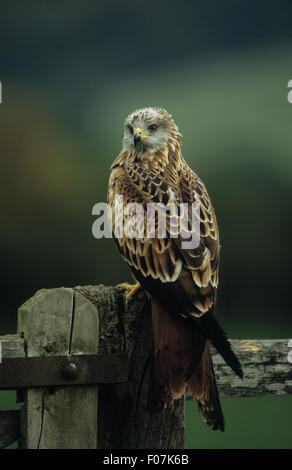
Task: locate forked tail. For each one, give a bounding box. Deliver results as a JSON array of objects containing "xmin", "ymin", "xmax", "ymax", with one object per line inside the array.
[{"xmin": 148, "ymin": 299, "xmax": 225, "ymax": 431}]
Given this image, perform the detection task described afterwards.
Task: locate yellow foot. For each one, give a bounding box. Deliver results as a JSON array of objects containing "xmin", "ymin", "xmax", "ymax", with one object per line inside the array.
[{"xmin": 121, "ymin": 282, "xmax": 141, "ymax": 300}]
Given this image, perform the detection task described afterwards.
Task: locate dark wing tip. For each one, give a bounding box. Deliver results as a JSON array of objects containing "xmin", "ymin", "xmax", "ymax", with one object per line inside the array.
[{"xmin": 192, "ymin": 310, "xmax": 244, "ymax": 380}]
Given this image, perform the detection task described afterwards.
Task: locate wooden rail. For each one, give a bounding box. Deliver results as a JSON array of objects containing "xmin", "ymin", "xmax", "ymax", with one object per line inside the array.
[{"xmin": 0, "ymin": 285, "xmax": 291, "ymax": 449}]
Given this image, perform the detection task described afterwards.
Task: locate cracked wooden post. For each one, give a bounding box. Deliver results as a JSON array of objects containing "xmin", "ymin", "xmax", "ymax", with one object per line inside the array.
[
  {"xmin": 17, "ymin": 288, "xmax": 99, "ymax": 448},
  {"xmin": 16, "ymin": 285, "xmax": 184, "ymax": 449},
  {"xmin": 2, "ymin": 285, "xmax": 291, "ymax": 448},
  {"xmin": 75, "ymin": 285, "xmax": 185, "ymax": 449},
  {"xmin": 13, "ymin": 285, "xmax": 292, "ymax": 449}
]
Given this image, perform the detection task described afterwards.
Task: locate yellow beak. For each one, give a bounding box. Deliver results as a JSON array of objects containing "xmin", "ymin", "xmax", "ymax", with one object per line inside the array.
[{"xmin": 136, "ymin": 127, "xmax": 150, "ymax": 140}]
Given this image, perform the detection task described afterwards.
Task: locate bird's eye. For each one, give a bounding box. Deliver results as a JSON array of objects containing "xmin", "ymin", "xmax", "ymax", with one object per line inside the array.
[
  {"xmin": 128, "ymin": 125, "xmax": 134, "ymax": 134},
  {"xmin": 148, "ymin": 124, "xmax": 158, "ymax": 132}
]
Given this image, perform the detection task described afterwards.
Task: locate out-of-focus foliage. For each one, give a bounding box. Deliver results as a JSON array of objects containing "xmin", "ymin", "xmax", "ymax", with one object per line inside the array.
[
  {"xmin": 0, "ymin": 0, "xmax": 291, "ymax": 449},
  {"xmin": 1, "ymin": 45, "xmax": 292, "ymax": 333}
]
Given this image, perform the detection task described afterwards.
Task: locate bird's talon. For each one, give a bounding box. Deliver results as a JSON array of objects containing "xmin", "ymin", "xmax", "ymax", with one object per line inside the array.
[{"xmin": 121, "ymin": 282, "xmax": 141, "ymax": 300}]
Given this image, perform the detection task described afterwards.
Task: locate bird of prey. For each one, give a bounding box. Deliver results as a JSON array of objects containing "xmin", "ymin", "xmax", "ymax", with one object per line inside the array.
[{"xmin": 108, "ymin": 107, "xmax": 242, "ymax": 431}]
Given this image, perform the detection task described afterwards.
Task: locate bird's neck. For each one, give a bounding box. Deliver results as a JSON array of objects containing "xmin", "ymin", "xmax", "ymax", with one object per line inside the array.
[{"xmin": 113, "ymin": 140, "xmax": 184, "ymax": 176}]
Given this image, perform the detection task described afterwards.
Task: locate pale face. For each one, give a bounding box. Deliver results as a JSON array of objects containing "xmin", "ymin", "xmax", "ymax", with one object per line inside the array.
[{"xmin": 123, "ymin": 107, "xmax": 170, "ymax": 155}]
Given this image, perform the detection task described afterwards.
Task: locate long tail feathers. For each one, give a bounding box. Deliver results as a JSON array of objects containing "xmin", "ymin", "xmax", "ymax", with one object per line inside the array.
[
  {"xmin": 149, "ymin": 300, "xmax": 228, "ymax": 431},
  {"xmin": 187, "ymin": 342, "xmax": 225, "ymax": 431},
  {"xmin": 148, "ymin": 300, "xmax": 191, "ymax": 409},
  {"xmin": 193, "ymin": 310, "xmax": 243, "ymax": 380},
  {"xmin": 185, "ymin": 329, "xmax": 206, "ymax": 381}
]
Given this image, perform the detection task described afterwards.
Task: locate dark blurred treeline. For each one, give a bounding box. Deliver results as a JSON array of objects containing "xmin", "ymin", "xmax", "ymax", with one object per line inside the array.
[{"xmin": 1, "ymin": 0, "xmax": 292, "ymax": 336}]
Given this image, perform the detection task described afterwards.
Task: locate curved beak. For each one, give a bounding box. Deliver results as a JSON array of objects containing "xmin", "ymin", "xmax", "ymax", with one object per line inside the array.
[{"xmin": 134, "ymin": 127, "xmax": 150, "ymax": 146}]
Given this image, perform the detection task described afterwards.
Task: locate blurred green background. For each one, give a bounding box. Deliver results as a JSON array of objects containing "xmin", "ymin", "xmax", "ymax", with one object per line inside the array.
[{"xmin": 0, "ymin": 0, "xmax": 291, "ymax": 448}]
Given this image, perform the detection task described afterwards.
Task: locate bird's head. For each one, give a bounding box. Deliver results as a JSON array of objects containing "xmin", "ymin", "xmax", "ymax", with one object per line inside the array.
[{"xmin": 122, "ymin": 107, "xmax": 181, "ymax": 157}]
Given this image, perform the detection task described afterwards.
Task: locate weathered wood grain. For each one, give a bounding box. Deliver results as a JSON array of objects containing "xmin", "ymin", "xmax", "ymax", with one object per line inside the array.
[
  {"xmin": 17, "ymin": 287, "xmax": 99, "ymax": 449},
  {"xmin": 0, "ymin": 334, "xmax": 25, "ymax": 358},
  {"xmin": 0, "ymin": 285, "xmax": 291, "ymax": 450},
  {"xmin": 75, "ymin": 284, "xmax": 185, "ymax": 450},
  {"xmin": 208, "ymin": 339, "xmax": 292, "ymax": 397},
  {"xmin": 2, "ymin": 333, "xmax": 290, "ymax": 398}
]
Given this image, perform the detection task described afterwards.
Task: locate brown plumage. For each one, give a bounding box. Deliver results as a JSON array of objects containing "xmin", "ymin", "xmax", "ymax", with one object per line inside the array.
[{"xmin": 108, "ymin": 107, "xmax": 242, "ymax": 431}]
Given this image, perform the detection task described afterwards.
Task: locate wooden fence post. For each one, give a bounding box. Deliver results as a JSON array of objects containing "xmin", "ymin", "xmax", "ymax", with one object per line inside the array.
[
  {"xmin": 17, "ymin": 287, "xmax": 99, "ymax": 449},
  {"xmin": 15, "ymin": 284, "xmax": 184, "ymax": 449},
  {"xmin": 1, "ymin": 284, "xmax": 290, "ymax": 449},
  {"xmin": 75, "ymin": 285, "xmax": 185, "ymax": 449}
]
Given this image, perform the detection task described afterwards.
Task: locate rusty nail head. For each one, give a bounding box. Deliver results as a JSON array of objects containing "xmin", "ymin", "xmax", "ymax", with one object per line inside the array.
[{"xmin": 63, "ymin": 362, "xmax": 79, "ymax": 381}]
